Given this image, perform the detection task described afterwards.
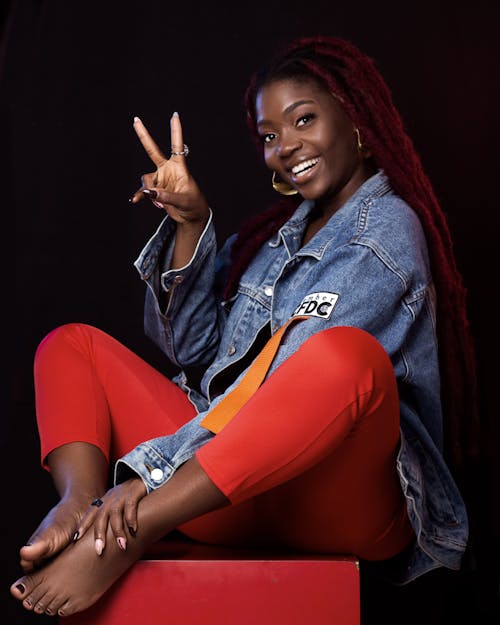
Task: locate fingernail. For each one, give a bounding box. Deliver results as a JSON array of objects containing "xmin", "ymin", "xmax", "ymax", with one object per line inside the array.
[
  {"xmin": 134, "ymin": 116, "xmax": 141, "ymax": 123},
  {"xmin": 16, "ymin": 583, "xmax": 26, "ymax": 593},
  {"xmin": 95, "ymin": 539, "xmax": 104, "ymax": 556},
  {"xmin": 128, "ymin": 526, "xmax": 136, "ymax": 537},
  {"xmin": 72, "ymin": 531, "xmax": 79, "ymax": 542},
  {"xmin": 172, "ymin": 111, "xmax": 179, "ymax": 117},
  {"xmin": 24, "ymin": 542, "xmax": 33, "ymax": 546},
  {"xmin": 117, "ymin": 537, "xmax": 127, "ymax": 551},
  {"xmin": 143, "ymin": 189, "xmax": 158, "ymax": 199}
]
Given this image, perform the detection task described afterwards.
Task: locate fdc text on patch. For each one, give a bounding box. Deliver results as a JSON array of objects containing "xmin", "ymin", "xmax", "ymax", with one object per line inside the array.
[{"xmin": 292, "ymin": 292, "xmax": 339, "ymax": 320}]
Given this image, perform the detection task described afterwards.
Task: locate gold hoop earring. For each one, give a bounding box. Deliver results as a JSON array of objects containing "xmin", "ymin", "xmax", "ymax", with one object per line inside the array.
[
  {"xmin": 272, "ymin": 171, "xmax": 298, "ymax": 196},
  {"xmin": 354, "ymin": 128, "xmax": 367, "ymax": 153}
]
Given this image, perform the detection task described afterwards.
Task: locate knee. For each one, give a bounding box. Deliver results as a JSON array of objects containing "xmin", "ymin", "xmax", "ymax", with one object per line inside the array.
[
  {"xmin": 35, "ymin": 323, "xmax": 96, "ymax": 361},
  {"xmin": 300, "ymin": 326, "xmax": 394, "ymax": 383}
]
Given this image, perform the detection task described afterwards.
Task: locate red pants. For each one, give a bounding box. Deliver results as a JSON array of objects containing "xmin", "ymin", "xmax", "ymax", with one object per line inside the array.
[{"xmin": 34, "ymin": 323, "xmax": 413, "ymax": 561}]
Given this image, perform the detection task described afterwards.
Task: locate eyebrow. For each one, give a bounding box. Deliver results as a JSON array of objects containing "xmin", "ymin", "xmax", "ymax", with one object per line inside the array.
[{"xmin": 256, "ymin": 99, "xmax": 316, "ymax": 127}]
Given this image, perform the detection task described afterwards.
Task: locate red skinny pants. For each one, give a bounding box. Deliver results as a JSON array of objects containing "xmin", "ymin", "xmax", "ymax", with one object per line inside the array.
[{"xmin": 34, "ymin": 323, "xmax": 413, "ymax": 561}]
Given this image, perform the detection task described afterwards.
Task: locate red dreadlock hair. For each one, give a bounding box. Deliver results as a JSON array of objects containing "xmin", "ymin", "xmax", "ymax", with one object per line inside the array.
[{"xmin": 224, "ymin": 35, "xmax": 478, "ymax": 473}]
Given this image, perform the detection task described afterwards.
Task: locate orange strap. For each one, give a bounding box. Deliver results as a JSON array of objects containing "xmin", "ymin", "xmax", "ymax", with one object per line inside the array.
[{"xmin": 200, "ymin": 316, "xmax": 308, "ymax": 434}]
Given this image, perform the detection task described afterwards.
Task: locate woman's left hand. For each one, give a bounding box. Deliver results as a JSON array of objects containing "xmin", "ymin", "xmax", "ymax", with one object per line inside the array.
[{"xmin": 76, "ymin": 477, "xmax": 147, "ymax": 555}]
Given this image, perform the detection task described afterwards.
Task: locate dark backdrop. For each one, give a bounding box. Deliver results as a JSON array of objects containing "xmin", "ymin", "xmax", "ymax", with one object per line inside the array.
[{"xmin": 2, "ymin": 1, "xmax": 499, "ymax": 623}]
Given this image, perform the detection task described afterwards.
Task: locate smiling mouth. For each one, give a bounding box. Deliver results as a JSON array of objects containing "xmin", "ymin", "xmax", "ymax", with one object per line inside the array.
[{"xmin": 290, "ymin": 157, "xmax": 320, "ymax": 181}]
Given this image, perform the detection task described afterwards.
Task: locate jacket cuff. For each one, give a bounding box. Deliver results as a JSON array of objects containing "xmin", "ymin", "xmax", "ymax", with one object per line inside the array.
[{"xmin": 114, "ymin": 443, "xmax": 176, "ymax": 493}]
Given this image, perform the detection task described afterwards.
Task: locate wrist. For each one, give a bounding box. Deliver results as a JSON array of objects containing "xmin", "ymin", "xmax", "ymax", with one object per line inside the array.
[{"xmin": 177, "ymin": 210, "xmax": 210, "ymax": 231}]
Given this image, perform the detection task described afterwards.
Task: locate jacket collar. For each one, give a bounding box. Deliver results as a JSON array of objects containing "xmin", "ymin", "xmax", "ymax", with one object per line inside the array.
[{"xmin": 269, "ymin": 170, "xmax": 391, "ymax": 258}]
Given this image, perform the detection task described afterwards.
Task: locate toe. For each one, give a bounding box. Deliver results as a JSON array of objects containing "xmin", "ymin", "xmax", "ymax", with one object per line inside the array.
[
  {"xmin": 10, "ymin": 579, "xmax": 28, "ymax": 599},
  {"xmin": 20, "ymin": 540, "xmax": 50, "ymax": 563},
  {"xmin": 10, "ymin": 574, "xmax": 43, "ymax": 610},
  {"xmin": 24, "ymin": 585, "xmax": 47, "ymax": 612},
  {"xmin": 33, "ymin": 597, "xmax": 48, "ymax": 614},
  {"xmin": 57, "ymin": 598, "xmax": 75, "ymax": 618},
  {"xmin": 20, "ymin": 557, "xmax": 37, "ymax": 573},
  {"xmin": 34, "ymin": 586, "xmax": 58, "ymax": 615}
]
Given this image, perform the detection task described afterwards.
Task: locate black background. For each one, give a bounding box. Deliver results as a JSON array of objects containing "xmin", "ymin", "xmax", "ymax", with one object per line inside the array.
[{"xmin": 2, "ymin": 1, "xmax": 499, "ymax": 622}]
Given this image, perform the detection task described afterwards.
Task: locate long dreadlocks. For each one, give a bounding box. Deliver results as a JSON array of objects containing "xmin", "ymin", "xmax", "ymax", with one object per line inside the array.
[{"xmin": 224, "ymin": 35, "xmax": 478, "ymax": 473}]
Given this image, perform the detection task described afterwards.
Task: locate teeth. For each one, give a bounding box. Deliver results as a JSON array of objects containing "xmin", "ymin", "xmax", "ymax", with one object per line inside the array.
[{"xmin": 292, "ymin": 158, "xmax": 319, "ymax": 176}]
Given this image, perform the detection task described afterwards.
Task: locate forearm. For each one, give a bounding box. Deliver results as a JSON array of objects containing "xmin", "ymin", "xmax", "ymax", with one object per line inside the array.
[
  {"xmin": 171, "ymin": 215, "xmax": 210, "ymax": 270},
  {"xmin": 135, "ymin": 456, "xmax": 229, "ymax": 544}
]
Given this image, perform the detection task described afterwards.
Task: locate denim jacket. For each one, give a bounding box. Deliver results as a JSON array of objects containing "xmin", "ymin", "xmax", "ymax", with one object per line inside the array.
[{"xmin": 115, "ymin": 171, "xmax": 468, "ymax": 584}]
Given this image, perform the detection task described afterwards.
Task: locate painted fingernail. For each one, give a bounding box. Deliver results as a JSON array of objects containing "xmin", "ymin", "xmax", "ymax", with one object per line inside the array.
[
  {"xmin": 128, "ymin": 526, "xmax": 136, "ymax": 537},
  {"xmin": 72, "ymin": 531, "xmax": 79, "ymax": 542},
  {"xmin": 143, "ymin": 189, "xmax": 158, "ymax": 199},
  {"xmin": 16, "ymin": 583, "xmax": 26, "ymax": 594},
  {"xmin": 95, "ymin": 539, "xmax": 104, "ymax": 556},
  {"xmin": 117, "ymin": 537, "xmax": 127, "ymax": 551}
]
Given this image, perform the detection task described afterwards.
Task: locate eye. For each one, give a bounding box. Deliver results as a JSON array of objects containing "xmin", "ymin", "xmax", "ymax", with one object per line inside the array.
[
  {"xmin": 297, "ymin": 113, "xmax": 315, "ymax": 127},
  {"xmin": 261, "ymin": 132, "xmax": 276, "ymax": 144}
]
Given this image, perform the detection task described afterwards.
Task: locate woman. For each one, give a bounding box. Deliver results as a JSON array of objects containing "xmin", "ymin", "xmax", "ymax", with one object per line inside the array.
[{"xmin": 10, "ymin": 35, "xmax": 476, "ymax": 617}]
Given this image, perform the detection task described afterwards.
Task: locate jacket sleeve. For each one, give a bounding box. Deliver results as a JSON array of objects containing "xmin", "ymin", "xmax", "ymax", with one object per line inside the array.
[{"xmin": 134, "ymin": 210, "xmax": 235, "ymax": 368}]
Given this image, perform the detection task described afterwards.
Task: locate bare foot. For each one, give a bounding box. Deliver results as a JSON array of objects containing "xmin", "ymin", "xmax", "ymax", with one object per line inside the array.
[
  {"xmin": 19, "ymin": 493, "xmax": 98, "ymax": 572},
  {"xmin": 11, "ymin": 455, "xmax": 228, "ymax": 616},
  {"xmin": 11, "ymin": 522, "xmax": 144, "ymax": 617}
]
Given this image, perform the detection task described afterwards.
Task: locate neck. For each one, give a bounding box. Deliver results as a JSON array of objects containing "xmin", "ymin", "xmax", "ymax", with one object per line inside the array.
[{"xmin": 315, "ymin": 162, "xmax": 377, "ymax": 220}]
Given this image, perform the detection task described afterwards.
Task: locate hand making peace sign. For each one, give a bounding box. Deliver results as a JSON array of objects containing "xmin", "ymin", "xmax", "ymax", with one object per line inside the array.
[{"xmin": 130, "ymin": 112, "xmax": 209, "ymax": 226}]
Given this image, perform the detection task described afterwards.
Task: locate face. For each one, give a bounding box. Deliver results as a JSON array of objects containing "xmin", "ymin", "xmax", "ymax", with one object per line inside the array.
[{"xmin": 255, "ymin": 78, "xmax": 374, "ymax": 213}]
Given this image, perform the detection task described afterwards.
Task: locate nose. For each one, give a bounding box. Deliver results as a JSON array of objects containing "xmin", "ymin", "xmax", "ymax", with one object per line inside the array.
[{"xmin": 276, "ymin": 130, "xmax": 302, "ymax": 158}]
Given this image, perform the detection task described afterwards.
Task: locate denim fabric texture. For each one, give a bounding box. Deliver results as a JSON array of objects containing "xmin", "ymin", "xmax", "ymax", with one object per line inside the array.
[{"xmin": 114, "ymin": 171, "xmax": 468, "ymax": 584}]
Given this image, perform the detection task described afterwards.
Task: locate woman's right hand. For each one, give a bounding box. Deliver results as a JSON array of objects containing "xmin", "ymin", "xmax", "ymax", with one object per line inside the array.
[
  {"xmin": 130, "ymin": 113, "xmax": 210, "ymax": 226},
  {"xmin": 75, "ymin": 477, "xmax": 148, "ymax": 555}
]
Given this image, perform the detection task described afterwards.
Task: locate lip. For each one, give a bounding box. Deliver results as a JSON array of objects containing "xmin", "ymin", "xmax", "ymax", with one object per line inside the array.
[{"xmin": 288, "ymin": 157, "xmax": 321, "ymax": 185}]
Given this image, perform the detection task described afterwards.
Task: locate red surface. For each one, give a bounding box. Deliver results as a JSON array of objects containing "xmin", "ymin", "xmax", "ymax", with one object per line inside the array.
[{"xmin": 64, "ymin": 540, "xmax": 360, "ymax": 625}]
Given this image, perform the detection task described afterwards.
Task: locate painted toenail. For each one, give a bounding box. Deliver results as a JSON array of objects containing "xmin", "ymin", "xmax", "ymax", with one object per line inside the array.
[{"xmin": 16, "ymin": 583, "xmax": 26, "ymax": 593}]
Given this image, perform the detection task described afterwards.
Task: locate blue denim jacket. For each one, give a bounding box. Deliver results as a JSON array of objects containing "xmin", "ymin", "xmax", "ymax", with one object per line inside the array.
[{"xmin": 115, "ymin": 171, "xmax": 468, "ymax": 584}]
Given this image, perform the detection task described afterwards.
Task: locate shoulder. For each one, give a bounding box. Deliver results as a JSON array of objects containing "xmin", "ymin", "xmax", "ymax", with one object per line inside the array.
[
  {"xmin": 362, "ymin": 189, "xmax": 425, "ymax": 240},
  {"xmin": 354, "ymin": 190, "xmax": 431, "ymax": 279}
]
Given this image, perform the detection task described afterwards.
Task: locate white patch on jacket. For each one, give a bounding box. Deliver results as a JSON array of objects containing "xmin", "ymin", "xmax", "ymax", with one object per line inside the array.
[{"xmin": 292, "ymin": 292, "xmax": 339, "ymax": 320}]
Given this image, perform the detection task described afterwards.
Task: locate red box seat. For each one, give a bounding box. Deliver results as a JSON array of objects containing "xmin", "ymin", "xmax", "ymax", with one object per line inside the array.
[{"xmin": 64, "ymin": 539, "xmax": 360, "ymax": 625}]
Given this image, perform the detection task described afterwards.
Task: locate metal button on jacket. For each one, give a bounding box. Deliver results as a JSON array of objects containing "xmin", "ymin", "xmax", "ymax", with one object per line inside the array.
[{"xmin": 150, "ymin": 468, "xmax": 164, "ymax": 481}]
